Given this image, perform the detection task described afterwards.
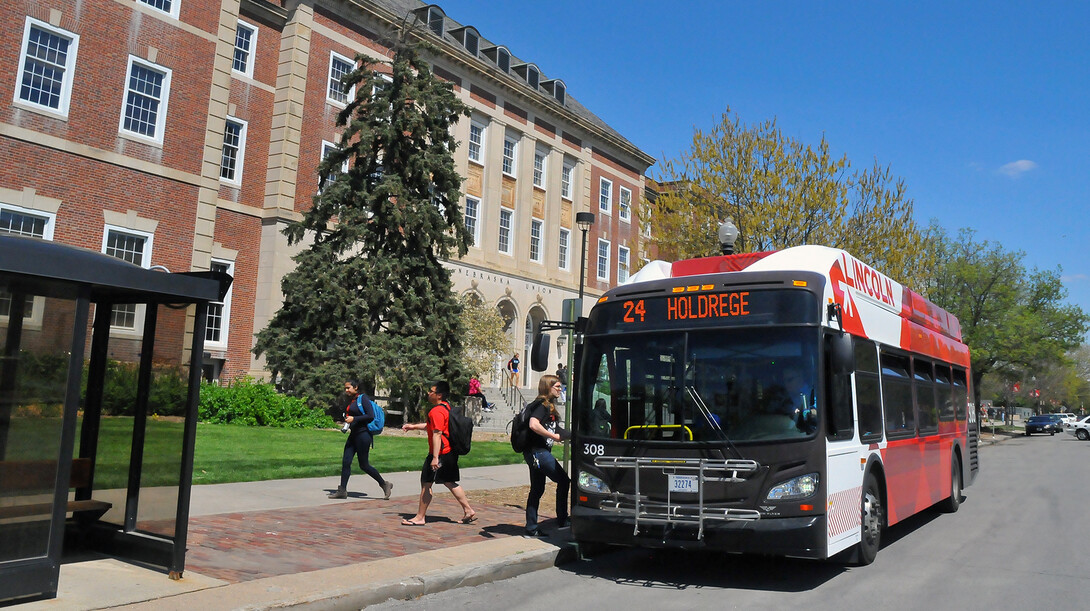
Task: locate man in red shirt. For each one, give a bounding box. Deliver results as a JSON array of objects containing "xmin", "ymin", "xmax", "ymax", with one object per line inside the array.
[{"xmin": 400, "ymin": 381, "xmax": 477, "ymax": 526}]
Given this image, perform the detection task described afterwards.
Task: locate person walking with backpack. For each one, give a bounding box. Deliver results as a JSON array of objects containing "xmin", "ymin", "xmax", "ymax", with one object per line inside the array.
[
  {"xmin": 522, "ymin": 374, "xmax": 570, "ymax": 536},
  {"xmin": 399, "ymin": 380, "xmax": 477, "ymax": 526},
  {"xmin": 329, "ymin": 379, "xmax": 393, "ymax": 500}
]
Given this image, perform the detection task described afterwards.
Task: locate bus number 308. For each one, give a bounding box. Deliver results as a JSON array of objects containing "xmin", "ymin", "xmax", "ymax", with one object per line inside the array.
[{"xmin": 584, "ymin": 443, "xmax": 606, "ymax": 456}]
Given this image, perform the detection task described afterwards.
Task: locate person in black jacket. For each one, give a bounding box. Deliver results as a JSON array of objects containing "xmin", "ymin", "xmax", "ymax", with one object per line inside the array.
[
  {"xmin": 329, "ymin": 379, "xmax": 393, "ymax": 500},
  {"xmin": 522, "ymin": 374, "xmax": 571, "ymax": 536}
]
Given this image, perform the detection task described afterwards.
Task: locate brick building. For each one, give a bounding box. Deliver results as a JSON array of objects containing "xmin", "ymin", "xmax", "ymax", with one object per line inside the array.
[{"xmin": 1, "ymin": 0, "xmax": 653, "ymax": 389}]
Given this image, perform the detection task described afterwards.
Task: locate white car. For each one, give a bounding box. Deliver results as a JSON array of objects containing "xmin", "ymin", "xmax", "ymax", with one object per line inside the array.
[
  {"xmin": 1058, "ymin": 412, "xmax": 1077, "ymax": 425},
  {"xmin": 1065, "ymin": 414, "xmax": 1090, "ymax": 441}
]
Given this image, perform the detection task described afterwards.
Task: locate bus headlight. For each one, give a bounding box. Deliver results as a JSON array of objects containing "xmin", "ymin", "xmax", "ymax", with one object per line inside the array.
[
  {"xmin": 578, "ymin": 471, "xmax": 611, "ymax": 494},
  {"xmin": 766, "ymin": 473, "xmax": 819, "ymax": 501}
]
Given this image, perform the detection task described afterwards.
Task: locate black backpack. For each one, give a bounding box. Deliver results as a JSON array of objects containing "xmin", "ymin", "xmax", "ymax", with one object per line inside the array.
[
  {"xmin": 510, "ymin": 402, "xmax": 533, "ymax": 453},
  {"xmin": 443, "ymin": 403, "xmax": 473, "ymax": 456}
]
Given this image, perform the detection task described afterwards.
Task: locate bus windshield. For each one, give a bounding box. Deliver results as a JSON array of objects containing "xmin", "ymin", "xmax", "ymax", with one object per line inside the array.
[{"xmin": 577, "ymin": 327, "xmax": 819, "ymax": 443}]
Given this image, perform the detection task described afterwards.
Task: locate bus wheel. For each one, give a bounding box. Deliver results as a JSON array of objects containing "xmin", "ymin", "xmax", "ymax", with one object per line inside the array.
[
  {"xmin": 855, "ymin": 472, "xmax": 883, "ymax": 566},
  {"xmin": 939, "ymin": 456, "xmax": 962, "ymax": 513}
]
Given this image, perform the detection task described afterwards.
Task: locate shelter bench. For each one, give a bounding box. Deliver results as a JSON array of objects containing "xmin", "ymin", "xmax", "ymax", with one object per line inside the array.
[{"xmin": 0, "ymin": 458, "xmax": 113, "ymax": 521}]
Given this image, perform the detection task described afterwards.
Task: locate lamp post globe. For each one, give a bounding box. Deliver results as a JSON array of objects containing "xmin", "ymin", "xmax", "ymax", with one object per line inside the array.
[{"xmin": 575, "ymin": 212, "xmax": 595, "ymax": 302}]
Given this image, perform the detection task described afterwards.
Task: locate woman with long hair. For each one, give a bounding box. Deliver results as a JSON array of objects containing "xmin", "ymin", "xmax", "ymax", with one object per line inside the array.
[
  {"xmin": 329, "ymin": 379, "xmax": 393, "ymax": 500},
  {"xmin": 522, "ymin": 374, "xmax": 570, "ymax": 536}
]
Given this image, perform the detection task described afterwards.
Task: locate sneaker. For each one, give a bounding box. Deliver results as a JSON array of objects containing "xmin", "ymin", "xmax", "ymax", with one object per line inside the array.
[
  {"xmin": 327, "ymin": 488, "xmax": 347, "ymax": 499},
  {"xmin": 381, "ymin": 481, "xmax": 394, "ymax": 500},
  {"xmin": 524, "ymin": 529, "xmax": 545, "ymax": 538},
  {"xmin": 556, "ymin": 518, "xmax": 570, "ymax": 529}
]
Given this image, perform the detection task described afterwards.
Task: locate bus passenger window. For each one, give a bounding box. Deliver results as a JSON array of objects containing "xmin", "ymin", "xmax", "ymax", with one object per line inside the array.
[
  {"xmin": 881, "ymin": 352, "xmax": 915, "ymax": 438},
  {"xmin": 855, "ymin": 340, "xmax": 883, "ymax": 443}
]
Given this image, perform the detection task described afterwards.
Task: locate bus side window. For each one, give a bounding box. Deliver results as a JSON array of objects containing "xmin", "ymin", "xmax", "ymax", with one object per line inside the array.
[
  {"xmin": 855, "ymin": 339, "xmax": 883, "ymax": 443},
  {"xmin": 935, "ymin": 365, "xmax": 955, "ymax": 422},
  {"xmin": 913, "ymin": 359, "xmax": 938, "ymax": 436},
  {"xmin": 824, "ymin": 334, "xmax": 854, "ymax": 440},
  {"xmin": 881, "ymin": 351, "xmax": 915, "ymax": 439},
  {"xmin": 952, "ymin": 367, "xmax": 969, "ymax": 421}
]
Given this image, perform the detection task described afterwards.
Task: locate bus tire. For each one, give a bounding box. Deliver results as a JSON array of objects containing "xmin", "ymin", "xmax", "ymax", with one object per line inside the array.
[
  {"xmin": 939, "ymin": 456, "xmax": 962, "ymax": 513},
  {"xmin": 854, "ymin": 472, "xmax": 883, "ymax": 566}
]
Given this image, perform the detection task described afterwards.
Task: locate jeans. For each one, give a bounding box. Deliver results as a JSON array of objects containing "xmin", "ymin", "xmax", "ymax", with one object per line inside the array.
[{"xmin": 523, "ymin": 447, "xmax": 570, "ymax": 533}]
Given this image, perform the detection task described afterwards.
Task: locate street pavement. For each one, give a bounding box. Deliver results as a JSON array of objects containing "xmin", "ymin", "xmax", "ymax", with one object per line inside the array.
[
  {"xmin": 16, "ymin": 429, "xmax": 1017, "ymax": 610},
  {"xmin": 16, "ymin": 463, "xmax": 576, "ymax": 610}
]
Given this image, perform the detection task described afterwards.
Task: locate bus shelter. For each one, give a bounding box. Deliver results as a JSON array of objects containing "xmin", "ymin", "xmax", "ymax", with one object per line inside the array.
[{"xmin": 0, "ymin": 235, "xmax": 230, "ymax": 603}]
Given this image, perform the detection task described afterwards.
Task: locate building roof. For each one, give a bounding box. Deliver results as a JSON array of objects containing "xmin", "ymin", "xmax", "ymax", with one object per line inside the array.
[{"xmin": 370, "ymin": 0, "xmax": 655, "ymax": 169}]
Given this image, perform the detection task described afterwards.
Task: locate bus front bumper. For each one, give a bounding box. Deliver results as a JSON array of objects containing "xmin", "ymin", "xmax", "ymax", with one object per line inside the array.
[{"xmin": 570, "ymin": 505, "xmax": 826, "ymax": 559}]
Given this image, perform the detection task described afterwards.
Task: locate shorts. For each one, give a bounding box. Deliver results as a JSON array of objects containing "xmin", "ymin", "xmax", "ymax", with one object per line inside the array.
[{"xmin": 420, "ymin": 453, "xmax": 460, "ymax": 485}]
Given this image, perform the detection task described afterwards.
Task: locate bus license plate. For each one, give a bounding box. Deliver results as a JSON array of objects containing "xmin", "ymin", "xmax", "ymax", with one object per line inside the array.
[{"xmin": 668, "ymin": 474, "xmax": 698, "ymax": 493}]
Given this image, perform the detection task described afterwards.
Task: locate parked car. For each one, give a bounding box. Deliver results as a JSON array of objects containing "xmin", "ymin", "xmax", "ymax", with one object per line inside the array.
[
  {"xmin": 1064, "ymin": 414, "xmax": 1090, "ymax": 441},
  {"xmin": 1057, "ymin": 412, "xmax": 1077, "ymax": 425},
  {"xmin": 1024, "ymin": 414, "xmax": 1064, "ymax": 436}
]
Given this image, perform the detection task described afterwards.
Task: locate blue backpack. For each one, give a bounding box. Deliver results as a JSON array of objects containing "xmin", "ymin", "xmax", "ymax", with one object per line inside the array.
[{"xmin": 363, "ymin": 396, "xmax": 385, "ymax": 435}]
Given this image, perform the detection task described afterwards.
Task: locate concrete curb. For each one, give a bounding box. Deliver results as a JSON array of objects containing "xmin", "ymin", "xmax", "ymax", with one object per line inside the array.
[{"xmin": 113, "ymin": 537, "xmax": 573, "ymax": 610}]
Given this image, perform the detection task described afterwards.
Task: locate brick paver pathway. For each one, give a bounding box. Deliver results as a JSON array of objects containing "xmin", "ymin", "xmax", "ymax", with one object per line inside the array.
[{"xmin": 182, "ymin": 495, "xmax": 543, "ymax": 583}]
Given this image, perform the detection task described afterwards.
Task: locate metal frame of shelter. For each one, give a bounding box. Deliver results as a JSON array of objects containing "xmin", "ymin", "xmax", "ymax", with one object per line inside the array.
[{"xmin": 0, "ymin": 235, "xmax": 231, "ymax": 603}]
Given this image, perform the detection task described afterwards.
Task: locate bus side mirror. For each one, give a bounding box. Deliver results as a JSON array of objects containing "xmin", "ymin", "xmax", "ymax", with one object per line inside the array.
[
  {"xmin": 830, "ymin": 332, "xmax": 853, "ymax": 375},
  {"xmin": 531, "ymin": 332, "xmax": 550, "ymax": 372}
]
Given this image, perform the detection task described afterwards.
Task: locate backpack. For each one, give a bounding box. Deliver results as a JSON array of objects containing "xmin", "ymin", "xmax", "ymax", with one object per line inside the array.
[
  {"xmin": 442, "ymin": 402, "xmax": 473, "ymax": 456},
  {"xmin": 367, "ymin": 399, "xmax": 384, "ymax": 435},
  {"xmin": 510, "ymin": 403, "xmax": 533, "ymax": 453}
]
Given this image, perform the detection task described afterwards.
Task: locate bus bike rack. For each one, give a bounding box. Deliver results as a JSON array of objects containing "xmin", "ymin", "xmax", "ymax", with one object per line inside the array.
[{"xmin": 593, "ymin": 456, "xmax": 762, "ymax": 540}]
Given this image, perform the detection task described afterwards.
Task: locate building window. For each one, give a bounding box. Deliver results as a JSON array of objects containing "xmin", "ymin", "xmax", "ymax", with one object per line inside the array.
[
  {"xmin": 137, "ymin": 0, "xmax": 179, "ymax": 19},
  {"xmin": 498, "ymin": 208, "xmax": 513, "ymax": 254},
  {"xmin": 319, "ymin": 140, "xmax": 349, "ymax": 192},
  {"xmin": 561, "ymin": 162, "xmax": 573, "ymax": 200},
  {"xmin": 103, "ymin": 227, "xmax": 152, "ymax": 330},
  {"xmin": 599, "ymin": 177, "xmax": 613, "ymax": 214},
  {"xmin": 327, "ymin": 52, "xmax": 354, "ymax": 106},
  {"xmin": 496, "ymin": 47, "xmax": 510, "ymax": 73},
  {"xmin": 619, "ymin": 187, "xmax": 632, "ymax": 222},
  {"xmin": 597, "ymin": 238, "xmax": 611, "ymax": 282},
  {"xmin": 618, "ymin": 246, "xmax": 630, "ymax": 283},
  {"xmin": 206, "ymin": 259, "xmax": 233, "ymax": 346},
  {"xmin": 220, "ymin": 117, "xmax": 246, "ymax": 184},
  {"xmin": 463, "ymin": 29, "xmax": 479, "ymax": 57},
  {"xmin": 0, "ymin": 204, "xmax": 54, "ymax": 322},
  {"xmin": 502, "ymin": 137, "xmax": 517, "ymax": 176},
  {"xmin": 529, "ymin": 218, "xmax": 543, "ymax": 263},
  {"xmin": 527, "ymin": 66, "xmax": 539, "ymax": 90},
  {"xmin": 553, "ymin": 81, "xmax": 566, "ymax": 105},
  {"xmin": 15, "ymin": 18, "xmax": 79, "ymax": 118},
  {"xmin": 464, "ymin": 196, "xmax": 480, "ymax": 246},
  {"xmin": 233, "ymin": 20, "xmax": 257, "ymax": 77},
  {"xmin": 120, "ymin": 57, "xmax": 171, "ymax": 144},
  {"xmin": 533, "ymin": 150, "xmax": 546, "ymax": 188},
  {"xmin": 558, "ymin": 227, "xmax": 570, "ymax": 270},
  {"xmin": 426, "ymin": 7, "xmax": 444, "ymax": 36},
  {"xmin": 468, "ymin": 121, "xmax": 485, "ymax": 164}
]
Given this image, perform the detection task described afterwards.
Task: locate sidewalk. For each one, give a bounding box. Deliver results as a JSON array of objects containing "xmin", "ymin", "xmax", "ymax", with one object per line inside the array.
[{"xmin": 17, "ymin": 464, "xmax": 575, "ymax": 610}]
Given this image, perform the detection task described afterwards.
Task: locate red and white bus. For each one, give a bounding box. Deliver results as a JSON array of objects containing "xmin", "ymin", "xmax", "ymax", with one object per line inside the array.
[{"xmin": 557, "ymin": 245, "xmax": 977, "ymax": 564}]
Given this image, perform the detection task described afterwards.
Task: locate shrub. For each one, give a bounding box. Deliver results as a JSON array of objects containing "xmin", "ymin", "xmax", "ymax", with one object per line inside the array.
[{"xmin": 199, "ymin": 377, "xmax": 336, "ymax": 428}]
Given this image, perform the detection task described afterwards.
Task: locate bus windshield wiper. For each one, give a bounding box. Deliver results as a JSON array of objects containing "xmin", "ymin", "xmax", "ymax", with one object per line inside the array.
[{"xmin": 686, "ymin": 386, "xmax": 743, "ymax": 459}]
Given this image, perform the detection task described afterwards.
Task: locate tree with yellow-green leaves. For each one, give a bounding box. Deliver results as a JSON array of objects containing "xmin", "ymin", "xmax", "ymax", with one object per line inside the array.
[
  {"xmin": 643, "ymin": 109, "xmax": 934, "ymax": 287},
  {"xmin": 457, "ymin": 294, "xmax": 509, "ymax": 381}
]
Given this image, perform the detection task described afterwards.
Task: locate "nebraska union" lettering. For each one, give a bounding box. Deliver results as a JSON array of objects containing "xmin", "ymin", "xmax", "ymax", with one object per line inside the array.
[{"xmin": 666, "ymin": 292, "xmax": 750, "ymax": 321}]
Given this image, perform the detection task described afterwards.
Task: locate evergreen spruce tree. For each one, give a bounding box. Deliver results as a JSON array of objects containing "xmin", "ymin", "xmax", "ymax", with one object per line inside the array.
[{"xmin": 254, "ymin": 26, "xmax": 471, "ymax": 417}]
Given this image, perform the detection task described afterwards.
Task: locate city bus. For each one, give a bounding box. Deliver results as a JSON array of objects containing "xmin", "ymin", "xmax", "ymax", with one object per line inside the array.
[{"xmin": 536, "ymin": 245, "xmax": 977, "ymax": 564}]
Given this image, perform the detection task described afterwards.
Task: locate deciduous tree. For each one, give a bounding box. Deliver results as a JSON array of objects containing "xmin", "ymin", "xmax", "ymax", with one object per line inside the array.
[{"xmin": 644, "ymin": 109, "xmax": 931, "ymax": 285}]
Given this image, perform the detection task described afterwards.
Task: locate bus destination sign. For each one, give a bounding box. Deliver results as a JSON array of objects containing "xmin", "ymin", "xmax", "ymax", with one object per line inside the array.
[{"xmin": 590, "ymin": 289, "xmax": 817, "ymax": 333}]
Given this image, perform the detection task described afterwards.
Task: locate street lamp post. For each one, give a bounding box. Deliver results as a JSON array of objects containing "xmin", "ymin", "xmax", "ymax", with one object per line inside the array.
[
  {"xmin": 565, "ymin": 211, "xmax": 594, "ymax": 470},
  {"xmin": 576, "ymin": 212, "xmax": 595, "ymax": 301}
]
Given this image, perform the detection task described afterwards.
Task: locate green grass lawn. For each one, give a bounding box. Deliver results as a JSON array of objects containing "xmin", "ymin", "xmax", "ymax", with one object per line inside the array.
[{"xmin": 83, "ymin": 418, "xmax": 525, "ymax": 488}]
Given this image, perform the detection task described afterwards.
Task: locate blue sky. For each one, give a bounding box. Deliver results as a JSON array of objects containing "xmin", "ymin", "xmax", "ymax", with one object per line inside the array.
[{"xmin": 436, "ymin": 1, "xmax": 1089, "ymax": 322}]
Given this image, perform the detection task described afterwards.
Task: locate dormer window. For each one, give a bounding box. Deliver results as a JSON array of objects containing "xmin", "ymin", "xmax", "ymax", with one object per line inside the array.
[
  {"xmin": 483, "ymin": 46, "xmax": 511, "ymax": 73},
  {"xmin": 513, "ymin": 63, "xmax": 541, "ymax": 91},
  {"xmin": 451, "ymin": 27, "xmax": 480, "ymax": 57},
  {"xmin": 543, "ymin": 79, "xmax": 566, "ymax": 105},
  {"xmin": 421, "ymin": 6, "xmax": 444, "ymax": 37}
]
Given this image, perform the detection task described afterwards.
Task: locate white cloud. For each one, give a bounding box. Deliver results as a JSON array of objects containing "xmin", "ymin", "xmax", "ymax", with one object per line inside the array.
[{"xmin": 997, "ymin": 159, "xmax": 1038, "ymax": 177}]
